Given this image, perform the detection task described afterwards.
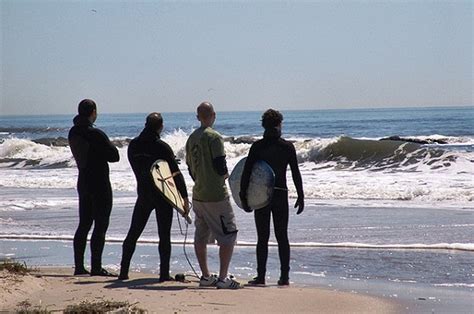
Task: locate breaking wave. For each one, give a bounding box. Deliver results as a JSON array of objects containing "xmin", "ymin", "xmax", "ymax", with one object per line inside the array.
[
  {"xmin": 1, "ymin": 133, "xmax": 472, "ymax": 172},
  {"xmin": 0, "ymin": 132, "xmax": 472, "ymax": 206}
]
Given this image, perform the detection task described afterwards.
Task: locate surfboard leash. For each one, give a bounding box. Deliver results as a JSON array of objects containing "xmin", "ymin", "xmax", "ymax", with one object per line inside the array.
[
  {"xmin": 157, "ymin": 167, "xmax": 199, "ymax": 279},
  {"xmin": 176, "ymin": 200, "xmax": 200, "ymax": 279},
  {"xmin": 153, "ymin": 162, "xmax": 199, "ymax": 279}
]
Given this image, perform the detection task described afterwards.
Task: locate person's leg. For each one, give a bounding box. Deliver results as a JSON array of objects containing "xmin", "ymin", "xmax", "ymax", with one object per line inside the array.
[
  {"xmin": 218, "ymin": 242, "xmax": 234, "ymax": 280},
  {"xmin": 120, "ymin": 195, "xmax": 153, "ymax": 279},
  {"xmin": 73, "ymin": 183, "xmax": 93, "ymax": 274},
  {"xmin": 193, "ymin": 200, "xmax": 216, "ymax": 285},
  {"xmin": 193, "ymin": 200, "xmax": 210, "ymax": 276},
  {"xmin": 272, "ymin": 191, "xmax": 290, "ymax": 285},
  {"xmin": 90, "ymin": 185, "xmax": 113, "ymax": 274},
  {"xmin": 156, "ymin": 202, "xmax": 173, "ymax": 281},
  {"xmin": 194, "ymin": 241, "xmax": 209, "ymax": 277},
  {"xmin": 254, "ymin": 206, "xmax": 271, "ymax": 280},
  {"xmin": 211, "ymin": 199, "xmax": 240, "ymax": 289}
]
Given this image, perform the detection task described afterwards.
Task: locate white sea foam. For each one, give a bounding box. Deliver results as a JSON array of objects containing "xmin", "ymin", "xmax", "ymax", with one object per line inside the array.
[
  {"xmin": 0, "ymin": 135, "xmax": 473, "ymax": 209},
  {"xmin": 293, "ymin": 271, "xmax": 326, "ymax": 277},
  {"xmin": 433, "ymin": 283, "xmax": 474, "ymax": 288},
  {"xmin": 288, "ymin": 242, "xmax": 474, "ymax": 252},
  {"xmin": 1, "ymin": 235, "xmax": 472, "ymax": 252}
]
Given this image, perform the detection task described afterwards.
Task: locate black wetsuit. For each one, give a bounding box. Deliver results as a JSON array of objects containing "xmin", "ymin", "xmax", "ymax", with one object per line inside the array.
[
  {"xmin": 120, "ymin": 127, "xmax": 187, "ymax": 278},
  {"xmin": 68, "ymin": 115, "xmax": 119, "ymax": 273},
  {"xmin": 240, "ymin": 128, "xmax": 304, "ymax": 279}
]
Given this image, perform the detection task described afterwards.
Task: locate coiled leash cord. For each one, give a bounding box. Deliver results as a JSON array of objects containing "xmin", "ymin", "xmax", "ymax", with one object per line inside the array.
[{"xmin": 175, "ymin": 200, "xmax": 200, "ymax": 280}]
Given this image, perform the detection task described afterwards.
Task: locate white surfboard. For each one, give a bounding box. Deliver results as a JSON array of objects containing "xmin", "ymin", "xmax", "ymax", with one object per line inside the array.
[
  {"xmin": 150, "ymin": 159, "xmax": 192, "ymax": 224},
  {"xmin": 229, "ymin": 157, "xmax": 275, "ymax": 211}
]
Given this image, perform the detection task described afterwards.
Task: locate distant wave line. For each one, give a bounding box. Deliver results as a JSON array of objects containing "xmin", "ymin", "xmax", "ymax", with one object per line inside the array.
[{"xmin": 1, "ymin": 235, "xmax": 472, "ymax": 252}]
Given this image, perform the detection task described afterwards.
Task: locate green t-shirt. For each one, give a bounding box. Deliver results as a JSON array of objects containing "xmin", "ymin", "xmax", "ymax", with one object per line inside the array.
[{"xmin": 186, "ymin": 126, "xmax": 228, "ymax": 202}]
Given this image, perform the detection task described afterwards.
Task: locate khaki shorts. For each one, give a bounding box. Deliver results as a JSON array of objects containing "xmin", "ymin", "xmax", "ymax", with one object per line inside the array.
[{"xmin": 193, "ymin": 198, "xmax": 238, "ymax": 246}]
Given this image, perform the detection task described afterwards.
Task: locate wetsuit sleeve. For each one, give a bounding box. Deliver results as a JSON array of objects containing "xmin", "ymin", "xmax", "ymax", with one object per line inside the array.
[
  {"xmin": 240, "ymin": 144, "xmax": 258, "ymax": 198},
  {"xmin": 185, "ymin": 139, "xmax": 195, "ymax": 181},
  {"xmin": 213, "ymin": 156, "xmax": 228, "ymax": 176},
  {"xmin": 68, "ymin": 132, "xmax": 90, "ymax": 169},
  {"xmin": 94, "ymin": 129, "xmax": 120, "ymax": 163},
  {"xmin": 210, "ymin": 136, "xmax": 228, "ymax": 176},
  {"xmin": 162, "ymin": 142, "xmax": 188, "ymax": 198},
  {"xmin": 289, "ymin": 143, "xmax": 304, "ymax": 198}
]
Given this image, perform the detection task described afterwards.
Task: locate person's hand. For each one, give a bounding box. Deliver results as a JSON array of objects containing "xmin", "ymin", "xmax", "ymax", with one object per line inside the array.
[
  {"xmin": 294, "ymin": 196, "xmax": 304, "ymax": 215},
  {"xmin": 183, "ymin": 197, "xmax": 190, "ymax": 216},
  {"xmin": 239, "ymin": 191, "xmax": 252, "ymax": 213}
]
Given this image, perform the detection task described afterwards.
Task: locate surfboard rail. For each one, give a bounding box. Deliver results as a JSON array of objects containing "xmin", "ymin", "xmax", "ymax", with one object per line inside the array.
[
  {"xmin": 229, "ymin": 157, "xmax": 275, "ymax": 211},
  {"xmin": 150, "ymin": 159, "xmax": 192, "ymax": 224}
]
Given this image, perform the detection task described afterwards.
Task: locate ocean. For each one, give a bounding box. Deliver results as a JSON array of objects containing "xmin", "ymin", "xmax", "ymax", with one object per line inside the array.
[{"xmin": 1, "ymin": 106, "xmax": 473, "ymax": 311}]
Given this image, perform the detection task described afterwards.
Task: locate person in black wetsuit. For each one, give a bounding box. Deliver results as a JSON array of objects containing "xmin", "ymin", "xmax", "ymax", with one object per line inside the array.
[
  {"xmin": 68, "ymin": 99, "xmax": 120, "ymax": 276},
  {"xmin": 119, "ymin": 113, "xmax": 189, "ymax": 281},
  {"xmin": 240, "ymin": 109, "xmax": 304, "ymax": 286}
]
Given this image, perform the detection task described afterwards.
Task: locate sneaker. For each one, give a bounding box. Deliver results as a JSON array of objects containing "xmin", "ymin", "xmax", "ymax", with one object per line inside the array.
[
  {"xmin": 90, "ymin": 268, "xmax": 118, "ymax": 277},
  {"xmin": 216, "ymin": 277, "xmax": 241, "ymax": 289},
  {"xmin": 199, "ymin": 274, "xmax": 219, "ymax": 287},
  {"xmin": 247, "ymin": 276, "xmax": 265, "ymax": 286}
]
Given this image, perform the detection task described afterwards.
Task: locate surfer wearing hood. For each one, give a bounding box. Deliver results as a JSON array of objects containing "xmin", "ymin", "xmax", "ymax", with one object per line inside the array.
[
  {"xmin": 68, "ymin": 99, "xmax": 120, "ymax": 276},
  {"xmin": 118, "ymin": 112, "xmax": 189, "ymax": 281},
  {"xmin": 240, "ymin": 109, "xmax": 304, "ymax": 286}
]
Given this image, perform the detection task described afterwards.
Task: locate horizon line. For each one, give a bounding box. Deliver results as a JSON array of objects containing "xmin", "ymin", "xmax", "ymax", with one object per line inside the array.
[{"xmin": 1, "ymin": 104, "xmax": 472, "ymax": 118}]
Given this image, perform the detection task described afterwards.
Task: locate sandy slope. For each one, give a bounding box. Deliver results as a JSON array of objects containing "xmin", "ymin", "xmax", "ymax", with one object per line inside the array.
[{"xmin": 1, "ymin": 267, "xmax": 401, "ymax": 313}]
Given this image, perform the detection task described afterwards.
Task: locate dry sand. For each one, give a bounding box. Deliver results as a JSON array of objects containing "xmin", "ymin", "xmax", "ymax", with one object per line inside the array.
[{"xmin": 1, "ymin": 267, "xmax": 402, "ymax": 313}]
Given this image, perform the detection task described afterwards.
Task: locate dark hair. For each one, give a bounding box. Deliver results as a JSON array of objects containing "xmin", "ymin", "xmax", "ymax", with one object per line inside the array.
[
  {"xmin": 145, "ymin": 112, "xmax": 163, "ymax": 130},
  {"xmin": 261, "ymin": 109, "xmax": 283, "ymax": 129},
  {"xmin": 78, "ymin": 99, "xmax": 97, "ymax": 117}
]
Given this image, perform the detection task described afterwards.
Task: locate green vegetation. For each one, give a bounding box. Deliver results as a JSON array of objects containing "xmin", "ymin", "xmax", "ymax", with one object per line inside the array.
[
  {"xmin": 3, "ymin": 260, "xmax": 146, "ymax": 313},
  {"xmin": 15, "ymin": 299, "xmax": 146, "ymax": 314},
  {"xmin": 64, "ymin": 300, "xmax": 146, "ymax": 313},
  {"xmin": 0, "ymin": 259, "xmax": 32, "ymax": 275},
  {"xmin": 16, "ymin": 300, "xmax": 49, "ymax": 314}
]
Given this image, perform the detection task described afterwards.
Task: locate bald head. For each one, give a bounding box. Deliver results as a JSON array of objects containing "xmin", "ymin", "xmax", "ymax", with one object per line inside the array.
[
  {"xmin": 197, "ymin": 102, "xmax": 215, "ymax": 119},
  {"xmin": 196, "ymin": 102, "xmax": 216, "ymax": 127},
  {"xmin": 145, "ymin": 112, "xmax": 163, "ymax": 132}
]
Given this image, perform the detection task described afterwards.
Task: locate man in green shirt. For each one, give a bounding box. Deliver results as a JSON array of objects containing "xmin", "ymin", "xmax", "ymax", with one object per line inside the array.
[{"xmin": 186, "ymin": 102, "xmax": 240, "ymax": 289}]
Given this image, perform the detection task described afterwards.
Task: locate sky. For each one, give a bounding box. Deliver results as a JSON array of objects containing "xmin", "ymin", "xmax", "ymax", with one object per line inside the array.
[{"xmin": 1, "ymin": 0, "xmax": 472, "ymax": 115}]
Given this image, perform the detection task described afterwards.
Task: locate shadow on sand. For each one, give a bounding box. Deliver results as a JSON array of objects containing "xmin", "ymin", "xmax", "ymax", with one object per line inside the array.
[{"xmin": 101, "ymin": 277, "xmax": 199, "ymax": 291}]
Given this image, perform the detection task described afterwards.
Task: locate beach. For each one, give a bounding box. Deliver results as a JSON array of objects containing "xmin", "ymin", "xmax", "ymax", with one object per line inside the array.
[
  {"xmin": 1, "ymin": 201, "xmax": 473, "ymax": 313},
  {"xmin": 0, "ymin": 267, "xmax": 403, "ymax": 313}
]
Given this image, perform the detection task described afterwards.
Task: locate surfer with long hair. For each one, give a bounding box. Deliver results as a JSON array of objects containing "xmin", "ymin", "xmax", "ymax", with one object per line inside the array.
[{"xmin": 240, "ymin": 109, "xmax": 304, "ymax": 286}]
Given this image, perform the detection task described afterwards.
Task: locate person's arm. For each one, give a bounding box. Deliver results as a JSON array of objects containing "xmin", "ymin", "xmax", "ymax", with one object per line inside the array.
[
  {"xmin": 95, "ymin": 129, "xmax": 120, "ymax": 162},
  {"xmin": 212, "ymin": 156, "xmax": 228, "ymax": 176},
  {"xmin": 289, "ymin": 144, "xmax": 304, "ymax": 215},
  {"xmin": 239, "ymin": 144, "xmax": 257, "ymax": 212},
  {"xmin": 164, "ymin": 142, "xmax": 190, "ymax": 216},
  {"xmin": 210, "ymin": 136, "xmax": 228, "ymax": 177},
  {"xmin": 68, "ymin": 131, "xmax": 90, "ymax": 169},
  {"xmin": 163, "ymin": 142, "xmax": 188, "ymax": 199},
  {"xmin": 185, "ymin": 140, "xmax": 196, "ymax": 182}
]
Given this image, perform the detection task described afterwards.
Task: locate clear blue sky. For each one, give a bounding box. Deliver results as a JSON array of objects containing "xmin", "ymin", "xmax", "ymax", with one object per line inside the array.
[{"xmin": 1, "ymin": 0, "xmax": 472, "ymax": 115}]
